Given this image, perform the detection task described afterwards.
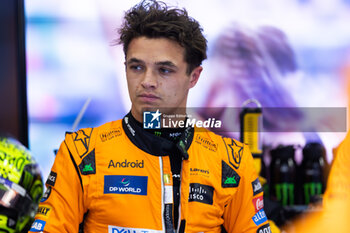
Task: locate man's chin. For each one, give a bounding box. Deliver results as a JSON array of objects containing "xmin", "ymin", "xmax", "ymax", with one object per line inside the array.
[
  {"xmin": 140, "ymin": 105, "xmax": 161, "ymax": 113},
  {"xmin": 137, "ymin": 104, "xmax": 185, "ymax": 115}
]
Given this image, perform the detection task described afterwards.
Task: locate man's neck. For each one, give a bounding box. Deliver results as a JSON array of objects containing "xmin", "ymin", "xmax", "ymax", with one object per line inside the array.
[{"xmin": 130, "ymin": 110, "xmax": 143, "ymax": 123}]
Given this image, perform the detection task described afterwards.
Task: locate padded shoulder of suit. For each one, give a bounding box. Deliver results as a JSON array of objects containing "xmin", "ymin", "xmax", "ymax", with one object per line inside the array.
[
  {"xmin": 64, "ymin": 120, "xmax": 122, "ymax": 175},
  {"xmin": 220, "ymin": 136, "xmax": 246, "ymax": 170},
  {"xmin": 200, "ymin": 129, "xmax": 246, "ymax": 170}
]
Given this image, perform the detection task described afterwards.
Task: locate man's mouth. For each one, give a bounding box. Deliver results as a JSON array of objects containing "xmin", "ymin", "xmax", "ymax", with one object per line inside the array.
[{"xmin": 138, "ymin": 93, "xmax": 160, "ymax": 102}]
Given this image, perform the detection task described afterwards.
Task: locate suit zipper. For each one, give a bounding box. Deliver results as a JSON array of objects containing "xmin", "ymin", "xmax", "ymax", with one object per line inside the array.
[
  {"xmin": 160, "ymin": 157, "xmax": 175, "ymax": 233},
  {"xmin": 159, "ymin": 157, "xmax": 165, "ymax": 232},
  {"xmin": 176, "ymin": 159, "xmax": 183, "ymax": 232}
]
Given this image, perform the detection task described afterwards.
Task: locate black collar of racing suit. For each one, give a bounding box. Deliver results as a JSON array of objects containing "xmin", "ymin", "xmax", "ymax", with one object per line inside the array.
[{"xmin": 122, "ymin": 112, "xmax": 194, "ymax": 160}]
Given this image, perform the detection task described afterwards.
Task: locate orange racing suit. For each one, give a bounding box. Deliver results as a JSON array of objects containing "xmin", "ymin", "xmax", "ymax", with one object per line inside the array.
[
  {"xmin": 29, "ymin": 113, "xmax": 270, "ymax": 233},
  {"xmin": 285, "ymin": 132, "xmax": 350, "ymax": 233}
]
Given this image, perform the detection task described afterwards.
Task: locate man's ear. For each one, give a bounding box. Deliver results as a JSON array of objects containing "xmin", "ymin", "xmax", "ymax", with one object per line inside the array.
[{"xmin": 189, "ymin": 66, "xmax": 203, "ymax": 88}]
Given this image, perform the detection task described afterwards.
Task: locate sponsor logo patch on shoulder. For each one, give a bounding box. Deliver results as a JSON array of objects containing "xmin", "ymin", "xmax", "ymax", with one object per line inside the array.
[
  {"xmin": 79, "ymin": 149, "xmax": 96, "ymax": 175},
  {"xmin": 252, "ymin": 209, "xmax": 268, "ymax": 226},
  {"xmin": 104, "ymin": 175, "xmax": 148, "ymax": 195},
  {"xmin": 108, "ymin": 225, "xmax": 162, "ymax": 233},
  {"xmin": 257, "ymin": 223, "xmax": 271, "ymax": 233},
  {"xmin": 222, "ymin": 160, "xmax": 240, "ymax": 188},
  {"xmin": 30, "ymin": 219, "xmax": 46, "ymax": 232},
  {"xmin": 188, "ymin": 183, "xmax": 214, "ymax": 205},
  {"xmin": 252, "ymin": 178, "xmax": 263, "ymax": 196}
]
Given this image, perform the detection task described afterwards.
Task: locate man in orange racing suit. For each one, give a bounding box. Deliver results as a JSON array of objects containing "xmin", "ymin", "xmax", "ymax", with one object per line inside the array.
[{"xmin": 29, "ymin": 1, "xmax": 270, "ymax": 232}]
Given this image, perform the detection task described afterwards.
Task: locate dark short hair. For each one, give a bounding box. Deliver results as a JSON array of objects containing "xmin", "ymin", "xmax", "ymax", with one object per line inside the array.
[{"xmin": 118, "ymin": 0, "xmax": 207, "ymax": 74}]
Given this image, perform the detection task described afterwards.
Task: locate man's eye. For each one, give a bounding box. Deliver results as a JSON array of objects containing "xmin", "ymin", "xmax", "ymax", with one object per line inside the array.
[
  {"xmin": 130, "ymin": 65, "xmax": 143, "ymax": 71},
  {"xmin": 159, "ymin": 67, "xmax": 174, "ymax": 74}
]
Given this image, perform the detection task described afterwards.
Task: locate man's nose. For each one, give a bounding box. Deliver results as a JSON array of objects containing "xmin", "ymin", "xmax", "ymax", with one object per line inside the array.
[{"xmin": 141, "ymin": 69, "xmax": 158, "ymax": 89}]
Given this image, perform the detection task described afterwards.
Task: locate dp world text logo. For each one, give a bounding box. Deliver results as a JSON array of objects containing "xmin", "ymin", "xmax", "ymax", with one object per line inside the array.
[{"xmin": 143, "ymin": 110, "xmax": 161, "ymax": 129}]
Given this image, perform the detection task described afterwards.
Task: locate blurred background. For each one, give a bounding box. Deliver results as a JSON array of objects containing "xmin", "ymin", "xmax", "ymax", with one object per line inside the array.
[
  {"xmin": 23, "ymin": 0, "xmax": 349, "ymax": 180},
  {"xmin": 1, "ymin": 0, "xmax": 350, "ymax": 229}
]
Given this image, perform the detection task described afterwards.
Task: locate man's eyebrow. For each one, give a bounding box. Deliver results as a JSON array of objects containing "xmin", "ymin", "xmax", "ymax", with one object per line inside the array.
[
  {"xmin": 126, "ymin": 59, "xmax": 177, "ymax": 68},
  {"xmin": 126, "ymin": 58, "xmax": 144, "ymax": 64},
  {"xmin": 155, "ymin": 61, "xmax": 177, "ymax": 68}
]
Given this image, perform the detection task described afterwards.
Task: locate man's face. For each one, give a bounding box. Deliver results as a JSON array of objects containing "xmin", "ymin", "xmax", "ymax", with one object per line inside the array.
[{"xmin": 125, "ymin": 37, "xmax": 202, "ymax": 122}]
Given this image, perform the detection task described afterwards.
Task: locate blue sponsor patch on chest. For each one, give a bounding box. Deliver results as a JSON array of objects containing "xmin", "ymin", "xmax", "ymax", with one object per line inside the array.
[
  {"xmin": 252, "ymin": 209, "xmax": 267, "ymax": 226},
  {"xmin": 104, "ymin": 175, "xmax": 148, "ymax": 195},
  {"xmin": 30, "ymin": 219, "xmax": 46, "ymax": 232}
]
